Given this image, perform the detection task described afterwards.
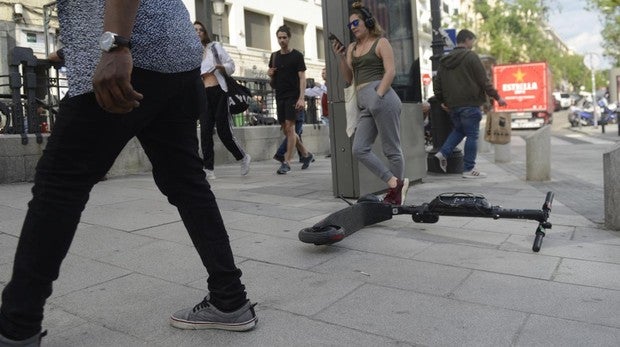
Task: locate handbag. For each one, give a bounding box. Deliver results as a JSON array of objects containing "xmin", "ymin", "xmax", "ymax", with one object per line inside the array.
[
  {"xmin": 344, "ymin": 81, "xmax": 359, "ymax": 138},
  {"xmin": 210, "ymin": 44, "xmax": 251, "ymax": 114},
  {"xmin": 484, "ymin": 112, "xmax": 511, "ymax": 144}
]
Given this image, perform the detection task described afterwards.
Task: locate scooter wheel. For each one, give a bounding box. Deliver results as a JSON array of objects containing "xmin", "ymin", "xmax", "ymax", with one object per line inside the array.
[{"xmin": 298, "ymin": 225, "xmax": 345, "ymax": 245}]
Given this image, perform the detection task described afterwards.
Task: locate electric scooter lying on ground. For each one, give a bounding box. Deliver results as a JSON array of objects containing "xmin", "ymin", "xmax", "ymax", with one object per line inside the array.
[{"xmin": 299, "ymin": 192, "xmax": 554, "ymax": 252}]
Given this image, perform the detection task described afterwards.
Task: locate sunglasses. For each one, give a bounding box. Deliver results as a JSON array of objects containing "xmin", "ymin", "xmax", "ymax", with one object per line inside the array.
[{"xmin": 347, "ymin": 19, "xmax": 360, "ymax": 30}]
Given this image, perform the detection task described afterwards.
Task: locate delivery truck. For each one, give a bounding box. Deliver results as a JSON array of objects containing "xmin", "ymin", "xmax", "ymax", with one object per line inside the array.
[{"xmin": 492, "ymin": 62, "xmax": 554, "ymax": 129}]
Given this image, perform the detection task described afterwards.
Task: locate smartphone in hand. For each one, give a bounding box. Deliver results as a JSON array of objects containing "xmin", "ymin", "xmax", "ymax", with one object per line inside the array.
[{"xmin": 328, "ymin": 32, "xmax": 344, "ymax": 48}]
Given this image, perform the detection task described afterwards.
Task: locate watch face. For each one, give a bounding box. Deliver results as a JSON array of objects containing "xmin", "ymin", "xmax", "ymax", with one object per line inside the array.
[{"xmin": 100, "ymin": 32, "xmax": 116, "ymax": 51}]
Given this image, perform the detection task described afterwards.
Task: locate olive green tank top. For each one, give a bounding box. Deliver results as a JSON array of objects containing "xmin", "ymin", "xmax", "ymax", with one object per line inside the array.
[{"xmin": 351, "ymin": 39, "xmax": 384, "ymax": 85}]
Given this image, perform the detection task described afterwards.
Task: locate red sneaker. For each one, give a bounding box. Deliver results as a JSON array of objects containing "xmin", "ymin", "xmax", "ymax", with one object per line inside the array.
[{"xmin": 383, "ymin": 178, "xmax": 409, "ymax": 205}]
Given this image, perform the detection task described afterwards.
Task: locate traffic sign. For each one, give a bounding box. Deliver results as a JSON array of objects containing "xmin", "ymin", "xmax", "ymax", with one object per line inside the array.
[{"xmin": 422, "ymin": 73, "xmax": 431, "ymax": 86}]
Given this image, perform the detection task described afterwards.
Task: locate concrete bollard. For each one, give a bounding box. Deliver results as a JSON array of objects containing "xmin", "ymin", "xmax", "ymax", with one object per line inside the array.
[
  {"xmin": 478, "ymin": 121, "xmax": 493, "ymax": 154},
  {"xmin": 525, "ymin": 125, "xmax": 551, "ymax": 181},
  {"xmin": 494, "ymin": 143, "xmax": 511, "ymax": 163},
  {"xmin": 603, "ymin": 144, "xmax": 620, "ymax": 230}
]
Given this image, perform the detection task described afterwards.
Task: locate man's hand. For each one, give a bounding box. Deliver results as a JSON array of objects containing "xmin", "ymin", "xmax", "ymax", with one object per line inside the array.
[
  {"xmin": 93, "ymin": 49, "xmax": 143, "ymax": 114},
  {"xmin": 497, "ymin": 97, "xmax": 507, "ymax": 107},
  {"xmin": 295, "ymin": 98, "xmax": 305, "ymax": 111}
]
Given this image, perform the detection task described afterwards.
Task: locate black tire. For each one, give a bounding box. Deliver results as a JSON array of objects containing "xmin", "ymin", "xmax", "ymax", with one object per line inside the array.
[
  {"xmin": 298, "ymin": 225, "xmax": 345, "ymax": 245},
  {"xmin": 532, "ymin": 233, "xmax": 544, "ymax": 252}
]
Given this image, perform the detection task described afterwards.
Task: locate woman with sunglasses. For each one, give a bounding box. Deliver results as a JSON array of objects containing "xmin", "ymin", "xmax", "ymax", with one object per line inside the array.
[
  {"xmin": 193, "ymin": 21, "xmax": 251, "ymax": 179},
  {"xmin": 331, "ymin": 2, "xmax": 409, "ymax": 205}
]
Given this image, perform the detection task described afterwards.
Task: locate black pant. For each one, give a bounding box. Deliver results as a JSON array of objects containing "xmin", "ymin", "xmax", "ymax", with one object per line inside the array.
[
  {"xmin": 0, "ymin": 68, "xmax": 246, "ymax": 339},
  {"xmin": 200, "ymin": 85, "xmax": 245, "ymax": 171}
]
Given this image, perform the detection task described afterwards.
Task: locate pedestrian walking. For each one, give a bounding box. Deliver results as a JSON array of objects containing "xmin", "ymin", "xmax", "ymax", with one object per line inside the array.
[
  {"xmin": 194, "ymin": 21, "xmax": 251, "ymax": 179},
  {"xmin": 0, "ymin": 1, "xmax": 256, "ymax": 345},
  {"xmin": 268, "ymin": 25, "xmax": 314, "ymax": 175},
  {"xmin": 331, "ymin": 1, "xmax": 409, "ymax": 205},
  {"xmin": 433, "ymin": 29, "xmax": 507, "ymax": 178}
]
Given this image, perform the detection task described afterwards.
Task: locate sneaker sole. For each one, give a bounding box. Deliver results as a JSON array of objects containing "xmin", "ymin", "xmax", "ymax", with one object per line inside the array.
[
  {"xmin": 169, "ymin": 316, "xmax": 257, "ymax": 332},
  {"xmin": 401, "ymin": 178, "xmax": 410, "ymax": 205},
  {"xmin": 462, "ymin": 175, "xmax": 487, "ymax": 179}
]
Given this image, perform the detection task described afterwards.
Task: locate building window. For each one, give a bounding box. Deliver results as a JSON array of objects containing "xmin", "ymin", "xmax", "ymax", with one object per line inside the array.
[
  {"xmin": 26, "ymin": 32, "xmax": 37, "ymax": 43},
  {"xmin": 244, "ymin": 10, "xmax": 270, "ymax": 50},
  {"xmin": 316, "ymin": 28, "xmax": 325, "ymax": 60},
  {"xmin": 283, "ymin": 20, "xmax": 304, "ymax": 53}
]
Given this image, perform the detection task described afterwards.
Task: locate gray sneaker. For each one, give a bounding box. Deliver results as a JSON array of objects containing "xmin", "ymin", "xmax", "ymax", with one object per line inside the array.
[
  {"xmin": 170, "ymin": 297, "xmax": 257, "ymax": 332},
  {"xmin": 240, "ymin": 154, "xmax": 251, "ymax": 176},
  {"xmin": 276, "ymin": 162, "xmax": 291, "ymax": 175},
  {"xmin": 0, "ymin": 330, "xmax": 46, "ymax": 346}
]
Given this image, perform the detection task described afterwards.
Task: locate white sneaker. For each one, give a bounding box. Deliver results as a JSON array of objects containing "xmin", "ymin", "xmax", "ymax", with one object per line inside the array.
[
  {"xmin": 435, "ymin": 152, "xmax": 447, "ymax": 172},
  {"xmin": 240, "ymin": 154, "xmax": 251, "ymax": 176},
  {"xmin": 205, "ymin": 169, "xmax": 216, "ymax": 180},
  {"xmin": 462, "ymin": 169, "xmax": 487, "ymax": 179}
]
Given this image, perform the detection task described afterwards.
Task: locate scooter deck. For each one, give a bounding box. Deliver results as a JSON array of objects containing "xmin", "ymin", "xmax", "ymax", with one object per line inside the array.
[{"xmin": 299, "ymin": 201, "xmax": 393, "ymax": 244}]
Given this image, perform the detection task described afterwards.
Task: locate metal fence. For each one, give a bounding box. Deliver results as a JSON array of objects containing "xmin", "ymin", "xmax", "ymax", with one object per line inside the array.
[{"xmin": 0, "ymin": 47, "xmax": 321, "ymax": 145}]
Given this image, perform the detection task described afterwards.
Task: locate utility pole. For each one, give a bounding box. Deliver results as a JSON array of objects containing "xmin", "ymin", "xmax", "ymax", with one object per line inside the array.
[{"xmin": 427, "ymin": 0, "xmax": 463, "ymax": 173}]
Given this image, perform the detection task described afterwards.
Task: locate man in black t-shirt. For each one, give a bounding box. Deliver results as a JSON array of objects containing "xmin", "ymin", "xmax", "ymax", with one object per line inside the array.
[{"xmin": 268, "ymin": 25, "xmax": 314, "ymax": 174}]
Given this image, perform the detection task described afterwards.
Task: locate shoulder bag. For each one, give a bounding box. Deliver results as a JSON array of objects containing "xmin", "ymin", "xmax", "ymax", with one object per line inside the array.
[{"xmin": 210, "ymin": 44, "xmax": 252, "ymax": 114}]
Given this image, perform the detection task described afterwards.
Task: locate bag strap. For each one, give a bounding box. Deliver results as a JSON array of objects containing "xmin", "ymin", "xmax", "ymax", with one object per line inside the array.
[{"xmin": 210, "ymin": 43, "xmax": 221, "ymax": 65}]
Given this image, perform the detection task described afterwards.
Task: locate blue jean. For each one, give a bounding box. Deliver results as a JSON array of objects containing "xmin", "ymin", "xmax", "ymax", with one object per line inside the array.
[
  {"xmin": 0, "ymin": 68, "xmax": 247, "ymax": 340},
  {"xmin": 276, "ymin": 109, "xmax": 305, "ymax": 157},
  {"xmin": 438, "ymin": 106, "xmax": 482, "ymax": 172}
]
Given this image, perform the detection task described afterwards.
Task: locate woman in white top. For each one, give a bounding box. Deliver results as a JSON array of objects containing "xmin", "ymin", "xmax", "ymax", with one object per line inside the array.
[{"xmin": 194, "ymin": 21, "xmax": 251, "ymax": 178}]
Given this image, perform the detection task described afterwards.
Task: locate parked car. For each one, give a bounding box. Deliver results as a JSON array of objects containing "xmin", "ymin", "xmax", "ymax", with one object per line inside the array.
[{"xmin": 553, "ymin": 92, "xmax": 572, "ymax": 109}]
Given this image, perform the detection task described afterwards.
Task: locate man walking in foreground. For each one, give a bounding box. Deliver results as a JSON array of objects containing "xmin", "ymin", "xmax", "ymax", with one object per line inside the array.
[
  {"xmin": 0, "ymin": 1, "xmax": 256, "ymax": 345},
  {"xmin": 433, "ymin": 29, "xmax": 507, "ymax": 178}
]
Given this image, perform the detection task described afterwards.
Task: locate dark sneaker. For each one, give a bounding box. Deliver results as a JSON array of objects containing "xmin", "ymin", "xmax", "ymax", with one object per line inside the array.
[
  {"xmin": 273, "ymin": 153, "xmax": 284, "ymax": 163},
  {"xmin": 0, "ymin": 330, "xmax": 47, "ymax": 347},
  {"xmin": 276, "ymin": 162, "xmax": 291, "ymax": 174},
  {"xmin": 170, "ymin": 297, "xmax": 257, "ymax": 332},
  {"xmin": 301, "ymin": 153, "xmax": 314, "ymax": 170},
  {"xmin": 383, "ymin": 178, "xmax": 409, "ymax": 205}
]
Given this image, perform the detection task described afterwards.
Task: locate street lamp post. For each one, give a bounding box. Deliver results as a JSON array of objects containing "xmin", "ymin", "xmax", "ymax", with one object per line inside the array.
[
  {"xmin": 584, "ymin": 52, "xmax": 600, "ymax": 128},
  {"xmin": 212, "ymin": 0, "xmax": 225, "ymax": 42}
]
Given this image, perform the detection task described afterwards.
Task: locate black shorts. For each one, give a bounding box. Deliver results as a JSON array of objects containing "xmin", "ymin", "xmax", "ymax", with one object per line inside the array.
[{"xmin": 276, "ymin": 97, "xmax": 299, "ymax": 124}]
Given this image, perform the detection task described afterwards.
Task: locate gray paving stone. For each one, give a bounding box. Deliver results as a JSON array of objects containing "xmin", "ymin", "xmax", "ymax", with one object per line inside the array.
[
  {"xmin": 80, "ymin": 198, "xmax": 180, "ymax": 231},
  {"xmin": 216, "ymin": 198, "xmax": 325, "ymax": 221},
  {"xmin": 312, "ymin": 250, "xmax": 471, "ymax": 296},
  {"xmin": 516, "ymin": 314, "xmax": 620, "ymax": 346},
  {"xmin": 97, "ymin": 239, "xmax": 208, "ymax": 284},
  {"xmin": 505, "ymin": 235, "xmax": 620, "ymax": 264},
  {"xmin": 230, "ymin": 233, "xmax": 345, "ymax": 270},
  {"xmin": 554, "ymin": 258, "xmax": 620, "ymax": 290},
  {"xmin": 0, "ymin": 208, "xmax": 26, "ymax": 237},
  {"xmin": 223, "ymin": 213, "xmax": 313, "ymax": 240},
  {"xmin": 453, "ymin": 271, "xmax": 620, "ymax": 328},
  {"xmin": 315, "ymin": 283, "xmax": 527, "ymax": 346},
  {"xmin": 49, "ymin": 273, "xmax": 206, "ymax": 342},
  {"xmin": 396, "ymin": 223, "xmax": 511, "ymax": 247},
  {"xmin": 52, "ymin": 253, "xmax": 132, "ymax": 298},
  {"xmin": 235, "ymin": 260, "xmax": 363, "ymax": 316},
  {"xmin": 159, "ymin": 307, "xmax": 402, "ymax": 347},
  {"xmin": 331, "ymin": 224, "xmax": 434, "ymax": 258},
  {"xmin": 413, "ymin": 243, "xmax": 560, "ymax": 279},
  {"xmin": 44, "ymin": 323, "xmax": 150, "ymax": 347},
  {"xmin": 69, "ymin": 223, "xmax": 156, "ymax": 260}
]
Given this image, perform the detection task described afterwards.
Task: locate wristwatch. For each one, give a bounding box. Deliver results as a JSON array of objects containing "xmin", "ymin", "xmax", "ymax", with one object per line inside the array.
[{"xmin": 99, "ymin": 31, "xmax": 132, "ymax": 52}]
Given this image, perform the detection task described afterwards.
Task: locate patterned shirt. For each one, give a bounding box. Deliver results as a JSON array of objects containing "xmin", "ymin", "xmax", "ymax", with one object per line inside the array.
[{"xmin": 57, "ymin": 0, "xmax": 203, "ymax": 96}]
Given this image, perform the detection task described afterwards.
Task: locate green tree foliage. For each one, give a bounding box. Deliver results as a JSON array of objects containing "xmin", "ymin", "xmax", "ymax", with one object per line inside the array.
[
  {"xmin": 586, "ymin": 0, "xmax": 620, "ymax": 66},
  {"xmin": 453, "ymin": 0, "xmax": 610, "ymax": 91}
]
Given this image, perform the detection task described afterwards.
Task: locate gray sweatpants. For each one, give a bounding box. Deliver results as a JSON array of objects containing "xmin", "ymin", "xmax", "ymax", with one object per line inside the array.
[{"xmin": 352, "ymin": 80, "xmax": 404, "ymax": 182}]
